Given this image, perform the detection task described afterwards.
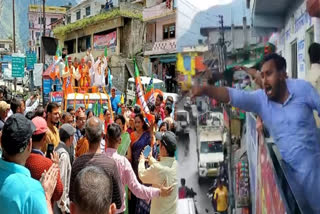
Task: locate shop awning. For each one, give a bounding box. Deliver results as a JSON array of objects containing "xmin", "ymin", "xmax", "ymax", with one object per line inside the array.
[{"xmin": 149, "ymin": 54, "xmax": 177, "ymax": 59}]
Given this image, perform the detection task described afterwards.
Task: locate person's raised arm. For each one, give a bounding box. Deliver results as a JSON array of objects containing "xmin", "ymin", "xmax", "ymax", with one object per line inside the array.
[
  {"xmin": 192, "ymin": 86, "xmax": 230, "ymax": 103},
  {"xmin": 192, "ymin": 85, "xmax": 263, "ymax": 114}
]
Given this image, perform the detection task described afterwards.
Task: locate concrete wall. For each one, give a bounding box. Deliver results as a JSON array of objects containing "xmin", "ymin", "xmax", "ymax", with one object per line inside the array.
[
  {"xmin": 155, "ymin": 17, "xmax": 176, "ymax": 42},
  {"xmin": 273, "ymin": 0, "xmax": 319, "ymax": 79}
]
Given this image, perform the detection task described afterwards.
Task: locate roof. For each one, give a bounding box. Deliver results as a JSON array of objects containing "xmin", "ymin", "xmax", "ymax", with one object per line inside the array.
[
  {"xmin": 29, "ymin": 5, "xmax": 67, "ymax": 14},
  {"xmin": 54, "ymin": 9, "xmax": 142, "ymax": 36}
]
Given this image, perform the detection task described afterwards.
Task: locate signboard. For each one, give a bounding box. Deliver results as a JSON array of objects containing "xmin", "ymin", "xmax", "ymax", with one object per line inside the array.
[
  {"xmin": 12, "ymin": 57, "xmax": 25, "ymax": 77},
  {"xmin": 43, "ymin": 79, "xmax": 52, "ymax": 94},
  {"xmin": 246, "ymin": 113, "xmax": 258, "ymax": 213},
  {"xmin": 33, "ymin": 63, "xmax": 43, "ymax": 87},
  {"xmin": 93, "ymin": 31, "xmax": 117, "ymax": 50},
  {"xmin": 256, "ymin": 136, "xmax": 286, "ymax": 214},
  {"xmin": 1, "ymin": 55, "xmax": 12, "ymax": 62},
  {"xmin": 26, "ymin": 51, "xmax": 37, "ymax": 70},
  {"xmin": 50, "ymin": 91, "xmax": 63, "ymax": 104}
]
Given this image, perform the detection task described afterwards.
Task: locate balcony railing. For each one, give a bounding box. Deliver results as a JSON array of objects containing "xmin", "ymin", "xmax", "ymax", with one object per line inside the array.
[
  {"xmin": 143, "ymin": 1, "xmax": 175, "ymax": 21},
  {"xmin": 144, "ymin": 39, "xmax": 176, "ymax": 55}
]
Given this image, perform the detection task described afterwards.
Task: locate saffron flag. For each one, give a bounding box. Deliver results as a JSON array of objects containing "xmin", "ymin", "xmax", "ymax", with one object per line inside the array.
[
  {"xmin": 134, "ymin": 59, "xmax": 150, "ymax": 114},
  {"xmin": 63, "ymin": 57, "xmax": 73, "ymax": 94}
]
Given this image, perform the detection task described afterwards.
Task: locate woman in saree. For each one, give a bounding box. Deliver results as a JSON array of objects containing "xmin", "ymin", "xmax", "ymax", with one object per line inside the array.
[{"xmin": 129, "ymin": 113, "xmax": 151, "ymax": 214}]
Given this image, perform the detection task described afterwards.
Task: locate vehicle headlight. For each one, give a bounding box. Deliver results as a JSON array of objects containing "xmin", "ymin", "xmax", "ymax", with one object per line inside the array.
[{"xmin": 199, "ymin": 162, "xmax": 206, "ymax": 168}]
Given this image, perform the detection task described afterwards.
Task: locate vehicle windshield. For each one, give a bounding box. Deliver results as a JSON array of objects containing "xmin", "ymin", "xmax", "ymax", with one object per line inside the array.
[
  {"xmin": 177, "ymin": 112, "xmax": 187, "ymax": 121},
  {"xmin": 200, "ymin": 141, "xmax": 223, "ymax": 153},
  {"xmin": 127, "ymin": 81, "xmax": 135, "ymax": 91},
  {"xmin": 154, "ymin": 82, "xmax": 166, "ymax": 92}
]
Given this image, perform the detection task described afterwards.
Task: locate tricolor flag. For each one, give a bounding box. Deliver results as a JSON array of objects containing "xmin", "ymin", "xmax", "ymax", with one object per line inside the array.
[
  {"xmin": 50, "ymin": 45, "xmax": 61, "ymax": 80},
  {"xmin": 134, "ymin": 59, "xmax": 150, "ymax": 114}
]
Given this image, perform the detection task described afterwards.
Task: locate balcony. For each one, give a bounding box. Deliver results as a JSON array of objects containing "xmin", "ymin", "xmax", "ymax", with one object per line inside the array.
[
  {"xmin": 143, "ymin": 1, "xmax": 175, "ymax": 22},
  {"xmin": 250, "ymin": 0, "xmax": 303, "ymax": 35},
  {"xmin": 144, "ymin": 39, "xmax": 176, "ymax": 56}
]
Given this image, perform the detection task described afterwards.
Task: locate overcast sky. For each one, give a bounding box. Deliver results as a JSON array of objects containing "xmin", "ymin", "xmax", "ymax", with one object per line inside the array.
[{"xmin": 177, "ymin": 0, "xmax": 233, "ymax": 38}]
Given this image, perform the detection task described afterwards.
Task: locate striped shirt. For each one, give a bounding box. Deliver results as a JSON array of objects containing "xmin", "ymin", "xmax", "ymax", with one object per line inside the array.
[{"xmin": 69, "ymin": 153, "xmax": 123, "ymax": 209}]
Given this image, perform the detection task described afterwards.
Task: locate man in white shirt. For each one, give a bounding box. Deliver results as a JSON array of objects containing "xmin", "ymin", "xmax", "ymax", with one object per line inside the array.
[{"xmin": 138, "ymin": 131, "xmax": 178, "ymax": 214}]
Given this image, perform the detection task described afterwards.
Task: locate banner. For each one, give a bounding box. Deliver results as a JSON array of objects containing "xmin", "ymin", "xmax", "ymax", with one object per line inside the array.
[
  {"xmin": 93, "ymin": 31, "xmax": 117, "ymax": 50},
  {"xmin": 50, "ymin": 91, "xmax": 63, "ymax": 104},
  {"xmin": 33, "ymin": 63, "xmax": 43, "ymax": 87},
  {"xmin": 256, "ymin": 135, "xmax": 286, "ymax": 214}
]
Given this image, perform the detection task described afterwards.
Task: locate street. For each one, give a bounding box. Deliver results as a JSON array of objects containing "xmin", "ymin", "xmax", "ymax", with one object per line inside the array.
[{"xmin": 177, "ymin": 127, "xmax": 213, "ymax": 214}]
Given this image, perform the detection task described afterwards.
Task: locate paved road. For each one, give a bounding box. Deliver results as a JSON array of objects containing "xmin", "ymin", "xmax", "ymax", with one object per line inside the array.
[{"xmin": 177, "ymin": 127, "xmax": 214, "ymax": 214}]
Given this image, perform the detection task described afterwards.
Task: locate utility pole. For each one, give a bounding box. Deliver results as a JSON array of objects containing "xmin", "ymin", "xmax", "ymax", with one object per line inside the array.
[
  {"xmin": 12, "ymin": 0, "xmax": 16, "ymax": 52},
  {"xmin": 217, "ymin": 14, "xmax": 234, "ymax": 214},
  {"xmin": 12, "ymin": 0, "xmax": 17, "ymax": 93},
  {"xmin": 41, "ymin": 0, "xmax": 46, "ymax": 65}
]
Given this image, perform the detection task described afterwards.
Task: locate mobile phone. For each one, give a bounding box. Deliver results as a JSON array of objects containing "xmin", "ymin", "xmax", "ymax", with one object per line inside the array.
[
  {"xmin": 46, "ymin": 144, "xmax": 54, "ymax": 158},
  {"xmin": 143, "ymin": 145, "xmax": 151, "ymax": 158}
]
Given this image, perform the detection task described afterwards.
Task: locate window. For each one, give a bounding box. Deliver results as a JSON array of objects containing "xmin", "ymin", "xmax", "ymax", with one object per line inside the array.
[
  {"xmin": 36, "ymin": 32, "xmax": 40, "ymax": 41},
  {"xmin": 38, "ymin": 17, "xmax": 44, "ymax": 24},
  {"xmin": 67, "ymin": 15, "xmax": 71, "ymax": 24},
  {"xmin": 76, "ymin": 11, "xmax": 81, "ymax": 20},
  {"xmin": 291, "ymin": 41, "xmax": 298, "ymax": 78},
  {"xmin": 200, "ymin": 141, "xmax": 223, "ymax": 154},
  {"xmin": 85, "ymin": 6, "xmax": 91, "ymax": 16},
  {"xmin": 50, "ymin": 18, "xmax": 58, "ymax": 24},
  {"xmin": 163, "ymin": 23, "xmax": 175, "ymax": 40},
  {"xmin": 0, "ymin": 44, "xmax": 4, "ymax": 48}
]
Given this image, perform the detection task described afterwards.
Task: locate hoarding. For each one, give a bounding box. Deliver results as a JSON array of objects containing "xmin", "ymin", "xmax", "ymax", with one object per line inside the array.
[{"xmin": 93, "ymin": 31, "xmax": 117, "ymax": 50}]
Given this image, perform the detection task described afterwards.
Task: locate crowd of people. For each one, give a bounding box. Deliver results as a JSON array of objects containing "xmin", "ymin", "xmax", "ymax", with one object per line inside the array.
[{"xmin": 0, "ymin": 89, "xmax": 179, "ymax": 214}]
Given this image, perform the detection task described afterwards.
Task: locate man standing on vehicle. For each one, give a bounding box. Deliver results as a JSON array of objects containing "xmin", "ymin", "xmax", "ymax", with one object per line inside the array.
[{"xmin": 192, "ymin": 53, "xmax": 320, "ymax": 213}]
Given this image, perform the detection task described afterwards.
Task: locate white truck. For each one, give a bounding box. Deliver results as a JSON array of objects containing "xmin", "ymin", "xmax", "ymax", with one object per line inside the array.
[{"xmin": 197, "ymin": 111, "xmax": 226, "ymax": 183}]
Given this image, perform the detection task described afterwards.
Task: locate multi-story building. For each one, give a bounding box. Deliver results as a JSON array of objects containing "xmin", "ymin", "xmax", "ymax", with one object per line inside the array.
[
  {"xmin": 0, "ymin": 39, "xmax": 13, "ymax": 56},
  {"xmin": 65, "ymin": 0, "xmax": 120, "ymax": 24},
  {"xmin": 28, "ymin": 5, "xmax": 66, "ymax": 60},
  {"xmin": 53, "ymin": 1, "xmax": 144, "ymax": 92},
  {"xmin": 249, "ymin": 0, "xmax": 318, "ymax": 79},
  {"xmin": 143, "ymin": 0, "xmax": 177, "ymax": 92}
]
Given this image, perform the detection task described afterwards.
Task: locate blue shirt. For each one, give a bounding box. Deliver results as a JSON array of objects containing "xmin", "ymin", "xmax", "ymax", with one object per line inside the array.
[
  {"xmin": 0, "ymin": 159, "xmax": 48, "ymax": 214},
  {"xmin": 111, "ymin": 95, "xmax": 121, "ymax": 114},
  {"xmin": 228, "ymin": 79, "xmax": 320, "ymax": 213}
]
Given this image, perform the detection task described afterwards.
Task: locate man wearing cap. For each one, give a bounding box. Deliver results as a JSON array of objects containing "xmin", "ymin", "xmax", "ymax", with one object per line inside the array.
[
  {"xmin": 138, "ymin": 131, "xmax": 178, "ymax": 214},
  {"xmin": 54, "ymin": 124, "xmax": 76, "ymax": 214},
  {"xmin": 25, "ymin": 116, "xmax": 64, "ymax": 205},
  {"xmin": 0, "ymin": 101, "xmax": 10, "ymax": 130},
  {"xmin": 0, "ymin": 114, "xmax": 59, "ymax": 214},
  {"xmin": 110, "ymin": 87, "xmax": 121, "ymax": 114}
]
